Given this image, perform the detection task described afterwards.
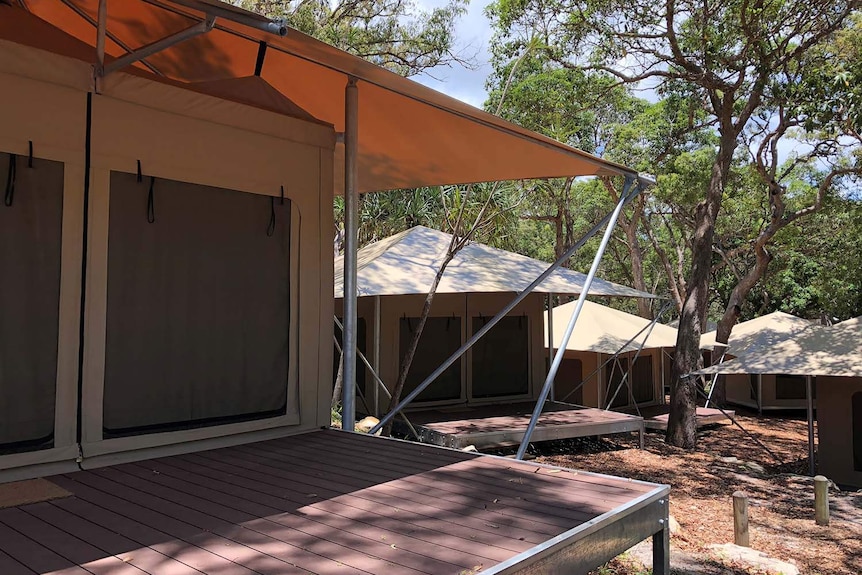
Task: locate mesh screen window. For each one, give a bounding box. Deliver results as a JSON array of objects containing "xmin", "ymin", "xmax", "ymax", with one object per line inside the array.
[
  {"xmin": 103, "ymin": 173, "xmax": 291, "ymax": 437},
  {"xmin": 399, "ymin": 317, "xmax": 462, "ymax": 402},
  {"xmin": 471, "ymin": 316, "xmax": 529, "ymax": 399},
  {"xmin": 775, "ymin": 374, "xmax": 810, "ymax": 400},
  {"xmin": 0, "ymin": 153, "xmax": 63, "ymax": 454}
]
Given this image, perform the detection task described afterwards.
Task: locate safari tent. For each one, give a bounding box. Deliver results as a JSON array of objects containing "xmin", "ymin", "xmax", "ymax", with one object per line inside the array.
[
  {"xmin": 544, "ymin": 300, "xmax": 678, "ymax": 410},
  {"xmin": 334, "ymin": 225, "xmax": 654, "ymax": 412},
  {"xmin": 333, "ymin": 226, "xmax": 657, "ymax": 448},
  {"xmin": 701, "ymin": 311, "xmax": 814, "ymax": 411},
  {"xmin": 0, "ymin": 2, "xmax": 671, "ymax": 573},
  {"xmin": 696, "ymin": 317, "xmax": 862, "ymax": 488}
]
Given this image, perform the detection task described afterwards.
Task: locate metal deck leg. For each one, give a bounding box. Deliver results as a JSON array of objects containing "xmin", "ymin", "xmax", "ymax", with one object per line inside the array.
[{"xmin": 652, "ymin": 523, "xmax": 670, "ymax": 575}]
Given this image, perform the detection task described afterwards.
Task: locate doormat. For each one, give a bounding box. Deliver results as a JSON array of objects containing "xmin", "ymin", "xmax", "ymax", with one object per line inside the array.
[{"xmin": 0, "ymin": 477, "xmax": 72, "ymax": 509}]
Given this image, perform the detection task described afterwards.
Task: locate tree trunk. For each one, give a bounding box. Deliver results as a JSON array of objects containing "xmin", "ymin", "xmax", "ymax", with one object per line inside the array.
[
  {"xmin": 331, "ymin": 350, "xmax": 344, "ymax": 413},
  {"xmin": 666, "ymin": 136, "xmax": 734, "ymax": 448},
  {"xmin": 622, "ymin": 197, "xmax": 652, "ymax": 318}
]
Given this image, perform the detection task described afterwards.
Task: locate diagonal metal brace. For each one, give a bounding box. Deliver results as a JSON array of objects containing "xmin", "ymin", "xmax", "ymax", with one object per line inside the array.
[{"xmin": 101, "ymin": 14, "xmax": 216, "ymax": 77}]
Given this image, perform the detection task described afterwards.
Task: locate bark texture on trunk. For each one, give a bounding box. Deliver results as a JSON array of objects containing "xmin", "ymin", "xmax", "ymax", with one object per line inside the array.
[{"xmin": 666, "ymin": 136, "xmax": 734, "ymax": 448}]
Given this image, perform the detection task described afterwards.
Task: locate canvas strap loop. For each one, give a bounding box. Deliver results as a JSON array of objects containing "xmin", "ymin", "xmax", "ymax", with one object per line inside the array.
[
  {"xmin": 136, "ymin": 159, "xmax": 142, "ymax": 183},
  {"xmin": 4, "ymin": 153, "xmax": 16, "ymax": 207},
  {"xmin": 28, "ymin": 141, "xmax": 33, "ymax": 168},
  {"xmin": 147, "ymin": 176, "xmax": 155, "ymax": 223}
]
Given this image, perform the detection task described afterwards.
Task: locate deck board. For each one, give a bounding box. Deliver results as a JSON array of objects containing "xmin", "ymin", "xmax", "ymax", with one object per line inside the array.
[
  {"xmin": 637, "ymin": 406, "xmax": 734, "ymax": 430},
  {"xmin": 402, "ymin": 402, "xmax": 644, "ymax": 448},
  {"xmin": 2, "ymin": 429, "xmax": 667, "ymax": 575}
]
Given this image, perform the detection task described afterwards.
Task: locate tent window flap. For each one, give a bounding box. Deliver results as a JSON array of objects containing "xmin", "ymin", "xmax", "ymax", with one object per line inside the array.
[
  {"xmin": 471, "ymin": 317, "xmax": 529, "ymax": 399},
  {"xmin": 0, "ymin": 153, "xmax": 63, "ymax": 454},
  {"xmin": 399, "ymin": 317, "xmax": 461, "ymax": 402},
  {"xmin": 103, "ymin": 172, "xmax": 291, "ymax": 437}
]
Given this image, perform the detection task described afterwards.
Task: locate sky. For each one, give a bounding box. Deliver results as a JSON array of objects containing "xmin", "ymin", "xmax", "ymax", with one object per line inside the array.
[{"xmin": 412, "ymin": 0, "xmax": 494, "ymax": 109}]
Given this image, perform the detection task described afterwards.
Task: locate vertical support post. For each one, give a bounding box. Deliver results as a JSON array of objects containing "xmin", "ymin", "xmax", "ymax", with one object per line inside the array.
[
  {"xmin": 547, "ymin": 293, "xmax": 555, "ymax": 402},
  {"xmin": 757, "ymin": 375, "xmax": 763, "ymax": 415},
  {"xmin": 807, "ymin": 375, "xmax": 815, "ymax": 477},
  {"xmin": 814, "ymin": 475, "xmax": 829, "ymax": 526},
  {"xmin": 516, "ymin": 177, "xmax": 633, "ymax": 460},
  {"xmin": 732, "ymin": 491, "xmax": 749, "ymax": 547},
  {"xmin": 653, "ymin": 499, "xmax": 670, "ymax": 575},
  {"xmin": 373, "ymin": 295, "xmax": 381, "ymax": 417},
  {"xmin": 341, "ymin": 77, "xmax": 359, "ymax": 433}
]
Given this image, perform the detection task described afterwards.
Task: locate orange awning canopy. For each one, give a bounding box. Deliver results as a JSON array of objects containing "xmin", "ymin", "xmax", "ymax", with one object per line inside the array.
[{"xmin": 10, "ymin": 0, "xmax": 636, "ymax": 192}]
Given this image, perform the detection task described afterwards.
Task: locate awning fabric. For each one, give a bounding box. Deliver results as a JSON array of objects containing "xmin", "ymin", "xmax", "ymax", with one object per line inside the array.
[
  {"xmin": 13, "ymin": 1, "xmax": 637, "ymax": 192},
  {"xmin": 694, "ymin": 317, "xmax": 862, "ymax": 378},
  {"xmin": 700, "ymin": 311, "xmax": 813, "ymax": 354},
  {"xmin": 544, "ymin": 300, "xmax": 678, "ymax": 354},
  {"xmin": 333, "ymin": 226, "xmax": 656, "ymax": 299}
]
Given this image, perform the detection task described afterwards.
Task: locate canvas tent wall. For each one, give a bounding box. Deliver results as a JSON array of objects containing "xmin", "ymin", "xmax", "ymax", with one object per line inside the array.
[
  {"xmin": 701, "ymin": 311, "xmax": 815, "ymax": 410},
  {"xmin": 333, "ymin": 226, "xmax": 656, "ymax": 414},
  {"xmin": 0, "ymin": 6, "xmax": 336, "ymax": 481},
  {"xmin": 544, "ymin": 300, "xmax": 678, "ymax": 409},
  {"xmin": 695, "ymin": 317, "xmax": 862, "ymax": 488}
]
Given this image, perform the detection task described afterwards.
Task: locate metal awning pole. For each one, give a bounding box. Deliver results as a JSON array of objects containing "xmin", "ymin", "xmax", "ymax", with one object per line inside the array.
[
  {"xmin": 161, "ymin": 0, "xmax": 289, "ymax": 35},
  {"xmin": 373, "ymin": 295, "xmax": 381, "ymax": 417},
  {"xmin": 370, "ymin": 174, "xmax": 645, "ymax": 436},
  {"xmin": 341, "ymin": 77, "xmax": 359, "ymax": 433},
  {"xmin": 807, "ymin": 375, "xmax": 815, "ymax": 476},
  {"xmin": 547, "ymin": 293, "xmax": 555, "ymax": 402},
  {"xmin": 515, "ymin": 176, "xmax": 634, "ymax": 460}
]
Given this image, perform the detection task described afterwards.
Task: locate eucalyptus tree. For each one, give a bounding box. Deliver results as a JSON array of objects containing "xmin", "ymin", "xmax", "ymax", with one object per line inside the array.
[{"xmin": 488, "ymin": 0, "xmax": 862, "ymax": 447}]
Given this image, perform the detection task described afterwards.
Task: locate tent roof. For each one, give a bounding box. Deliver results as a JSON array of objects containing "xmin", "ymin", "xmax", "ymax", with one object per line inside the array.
[
  {"xmin": 694, "ymin": 316, "xmax": 862, "ymax": 378},
  {"xmin": 9, "ymin": 1, "xmax": 638, "ymax": 192},
  {"xmin": 544, "ymin": 300, "xmax": 678, "ymax": 354},
  {"xmin": 700, "ymin": 311, "xmax": 813, "ymax": 354},
  {"xmin": 334, "ymin": 226, "xmax": 656, "ymax": 299}
]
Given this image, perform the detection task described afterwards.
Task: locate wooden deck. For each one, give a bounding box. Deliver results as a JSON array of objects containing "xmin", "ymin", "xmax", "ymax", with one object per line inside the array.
[
  {"xmin": 0, "ymin": 429, "xmax": 670, "ymax": 575},
  {"xmin": 637, "ymin": 406, "xmax": 735, "ymax": 430},
  {"xmin": 403, "ymin": 401, "xmax": 645, "ymax": 449}
]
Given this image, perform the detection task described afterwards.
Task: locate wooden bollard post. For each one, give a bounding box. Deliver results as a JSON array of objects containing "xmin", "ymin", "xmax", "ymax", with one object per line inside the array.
[
  {"xmin": 732, "ymin": 491, "xmax": 749, "ymax": 547},
  {"xmin": 814, "ymin": 475, "xmax": 830, "ymax": 526}
]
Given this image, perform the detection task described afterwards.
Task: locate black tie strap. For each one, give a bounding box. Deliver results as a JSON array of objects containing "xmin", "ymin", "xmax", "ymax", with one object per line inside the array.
[
  {"xmin": 266, "ymin": 186, "xmax": 285, "ymax": 237},
  {"xmin": 28, "ymin": 141, "xmax": 33, "ymax": 168},
  {"xmin": 4, "ymin": 153, "xmax": 16, "ymax": 207},
  {"xmin": 147, "ymin": 176, "xmax": 155, "ymax": 223},
  {"xmin": 136, "ymin": 159, "xmax": 142, "ymax": 183}
]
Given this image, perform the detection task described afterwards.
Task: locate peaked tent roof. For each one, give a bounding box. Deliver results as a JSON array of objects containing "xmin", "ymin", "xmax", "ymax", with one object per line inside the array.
[
  {"xmin": 694, "ymin": 316, "xmax": 862, "ymax": 378},
  {"xmin": 544, "ymin": 300, "xmax": 678, "ymax": 355},
  {"xmin": 334, "ymin": 226, "xmax": 656, "ymax": 299},
  {"xmin": 9, "ymin": 1, "xmax": 638, "ymax": 192},
  {"xmin": 700, "ymin": 311, "xmax": 813, "ymax": 354}
]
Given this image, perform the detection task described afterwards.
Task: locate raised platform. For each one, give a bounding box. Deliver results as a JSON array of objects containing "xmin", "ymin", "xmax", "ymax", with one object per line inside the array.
[
  {"xmin": 0, "ymin": 429, "xmax": 669, "ymax": 575},
  {"xmin": 636, "ymin": 405, "xmax": 735, "ymax": 430},
  {"xmin": 403, "ymin": 401, "xmax": 645, "ymax": 449}
]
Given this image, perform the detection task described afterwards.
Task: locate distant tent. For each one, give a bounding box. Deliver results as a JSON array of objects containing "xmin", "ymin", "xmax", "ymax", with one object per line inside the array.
[
  {"xmin": 696, "ymin": 317, "xmax": 862, "ymax": 378},
  {"xmin": 545, "ymin": 300, "xmax": 678, "ymax": 355},
  {"xmin": 334, "ymin": 226, "xmax": 656, "ymax": 299},
  {"xmin": 695, "ymin": 317, "xmax": 862, "ymax": 488},
  {"xmin": 700, "ymin": 311, "xmax": 812, "ymax": 354},
  {"xmin": 543, "ymin": 300, "xmax": 677, "ymax": 409}
]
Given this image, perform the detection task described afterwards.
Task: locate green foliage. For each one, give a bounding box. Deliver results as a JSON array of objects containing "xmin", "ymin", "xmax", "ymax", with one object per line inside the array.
[{"xmin": 234, "ymin": 0, "xmax": 470, "ymax": 76}]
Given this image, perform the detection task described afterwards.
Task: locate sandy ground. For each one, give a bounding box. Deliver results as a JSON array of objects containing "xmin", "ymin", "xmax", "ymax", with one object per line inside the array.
[{"xmin": 497, "ymin": 411, "xmax": 862, "ymax": 575}]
